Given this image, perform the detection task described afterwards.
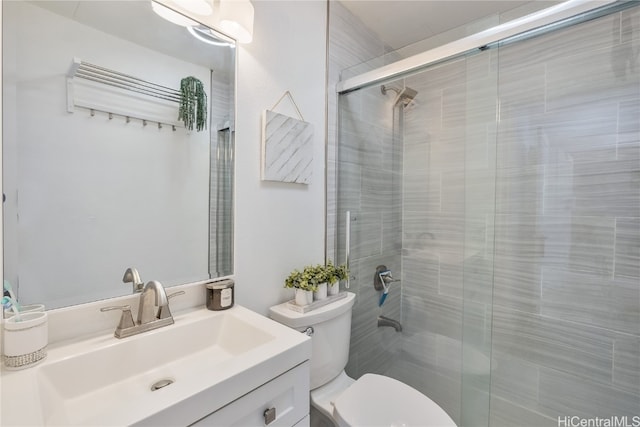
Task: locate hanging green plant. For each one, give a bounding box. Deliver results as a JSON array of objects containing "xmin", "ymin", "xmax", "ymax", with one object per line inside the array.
[{"xmin": 178, "ymin": 76, "xmax": 208, "ymax": 132}]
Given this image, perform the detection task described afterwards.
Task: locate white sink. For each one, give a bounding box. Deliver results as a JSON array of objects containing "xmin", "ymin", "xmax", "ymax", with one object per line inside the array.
[{"xmin": 1, "ymin": 305, "xmax": 311, "ymax": 426}]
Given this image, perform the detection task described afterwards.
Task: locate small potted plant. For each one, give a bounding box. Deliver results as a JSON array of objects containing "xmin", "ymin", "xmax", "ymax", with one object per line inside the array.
[
  {"xmin": 285, "ymin": 262, "xmax": 349, "ymax": 305},
  {"xmin": 325, "ymin": 261, "xmax": 348, "ymax": 296},
  {"xmin": 284, "ymin": 267, "xmax": 318, "ymax": 306},
  {"xmin": 310, "ymin": 264, "xmax": 329, "ymax": 301}
]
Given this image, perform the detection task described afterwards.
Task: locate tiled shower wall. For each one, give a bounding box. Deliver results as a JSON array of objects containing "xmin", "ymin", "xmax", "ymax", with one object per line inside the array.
[
  {"xmin": 327, "ymin": 1, "xmax": 389, "ymax": 264},
  {"xmin": 330, "ymin": 3, "xmax": 638, "ymax": 427},
  {"xmin": 327, "ymin": 1, "xmax": 405, "ymax": 380},
  {"xmin": 396, "ymin": 5, "xmax": 640, "ymax": 426},
  {"xmin": 489, "ymin": 7, "xmax": 639, "ymax": 424}
]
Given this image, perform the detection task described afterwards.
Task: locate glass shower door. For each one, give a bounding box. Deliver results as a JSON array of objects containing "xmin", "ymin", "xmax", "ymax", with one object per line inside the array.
[
  {"xmin": 459, "ymin": 47, "xmax": 499, "ymax": 427},
  {"xmin": 335, "ymin": 3, "xmax": 639, "ymax": 426},
  {"xmin": 336, "ymin": 82, "xmax": 404, "ymax": 379},
  {"xmin": 336, "ymin": 46, "xmax": 499, "ymax": 426}
]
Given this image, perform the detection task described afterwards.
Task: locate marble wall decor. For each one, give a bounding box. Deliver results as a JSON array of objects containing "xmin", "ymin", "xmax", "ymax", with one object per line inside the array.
[{"xmin": 261, "ymin": 109, "xmax": 314, "ymax": 184}]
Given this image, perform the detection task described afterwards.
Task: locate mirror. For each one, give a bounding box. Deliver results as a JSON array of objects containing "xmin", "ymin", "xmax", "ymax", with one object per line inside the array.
[{"xmin": 2, "ymin": 0, "xmax": 235, "ymax": 309}]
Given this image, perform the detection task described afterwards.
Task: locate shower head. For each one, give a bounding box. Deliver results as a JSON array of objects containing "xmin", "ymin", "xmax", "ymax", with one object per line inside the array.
[
  {"xmin": 393, "ymin": 87, "xmax": 418, "ymax": 107},
  {"xmin": 381, "ymin": 84, "xmax": 418, "ymax": 108}
]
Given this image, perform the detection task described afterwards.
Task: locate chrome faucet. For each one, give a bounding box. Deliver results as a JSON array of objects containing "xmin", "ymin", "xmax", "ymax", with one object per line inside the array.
[
  {"xmin": 138, "ymin": 280, "xmax": 169, "ymax": 324},
  {"xmin": 101, "ymin": 280, "xmax": 184, "ymax": 339},
  {"xmin": 122, "ymin": 267, "xmax": 144, "ymax": 293},
  {"xmin": 377, "ymin": 315, "xmax": 403, "ymax": 332}
]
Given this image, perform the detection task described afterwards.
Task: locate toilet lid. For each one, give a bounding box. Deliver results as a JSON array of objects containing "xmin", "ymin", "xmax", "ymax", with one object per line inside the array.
[{"xmin": 332, "ymin": 374, "xmax": 457, "ymax": 427}]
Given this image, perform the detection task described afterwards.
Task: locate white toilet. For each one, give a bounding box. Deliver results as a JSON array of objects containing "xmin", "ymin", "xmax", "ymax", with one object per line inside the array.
[{"xmin": 269, "ymin": 292, "xmax": 457, "ymax": 427}]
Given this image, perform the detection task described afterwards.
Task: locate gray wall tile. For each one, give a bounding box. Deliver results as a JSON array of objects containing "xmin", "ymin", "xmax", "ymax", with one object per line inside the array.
[
  {"xmin": 403, "ymin": 292, "xmax": 463, "ymax": 341},
  {"xmin": 401, "ymin": 251, "xmax": 439, "ymax": 292},
  {"xmin": 541, "ymin": 267, "xmax": 640, "ymax": 336},
  {"xmin": 489, "ymin": 395, "xmax": 556, "ymax": 427},
  {"xmin": 613, "ymin": 334, "xmax": 640, "ymax": 394},
  {"xmin": 538, "ymin": 368, "xmax": 640, "ymax": 418},
  {"xmin": 621, "ymin": 6, "xmax": 640, "ymax": 44},
  {"xmin": 492, "ymin": 306, "xmax": 615, "ymax": 384},
  {"xmin": 546, "ymin": 42, "xmax": 639, "ymax": 111},
  {"xmin": 615, "ymin": 217, "xmax": 640, "ymax": 279},
  {"xmin": 403, "ymin": 171, "xmax": 441, "ymax": 213},
  {"xmin": 489, "ymin": 351, "xmax": 540, "ymax": 409}
]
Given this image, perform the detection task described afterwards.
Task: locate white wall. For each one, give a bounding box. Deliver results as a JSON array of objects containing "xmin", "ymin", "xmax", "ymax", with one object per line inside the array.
[{"xmin": 234, "ymin": 1, "xmax": 328, "ymax": 315}]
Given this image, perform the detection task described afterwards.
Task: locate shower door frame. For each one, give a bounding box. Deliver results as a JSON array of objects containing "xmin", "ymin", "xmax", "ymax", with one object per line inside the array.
[{"xmin": 337, "ymin": 0, "xmax": 617, "ymax": 95}]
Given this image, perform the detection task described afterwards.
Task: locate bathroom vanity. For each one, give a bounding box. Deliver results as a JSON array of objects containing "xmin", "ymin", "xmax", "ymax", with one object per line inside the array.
[
  {"xmin": 0, "ymin": 0, "xmax": 315, "ymax": 423},
  {"xmin": 188, "ymin": 361, "xmax": 310, "ymax": 426},
  {"xmin": 0, "ymin": 290, "xmax": 312, "ymax": 426}
]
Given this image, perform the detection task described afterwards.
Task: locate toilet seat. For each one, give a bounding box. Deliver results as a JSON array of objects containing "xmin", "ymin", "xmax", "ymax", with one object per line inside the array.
[
  {"xmin": 310, "ymin": 371, "xmax": 355, "ymax": 419},
  {"xmin": 332, "ymin": 374, "xmax": 457, "ymax": 427}
]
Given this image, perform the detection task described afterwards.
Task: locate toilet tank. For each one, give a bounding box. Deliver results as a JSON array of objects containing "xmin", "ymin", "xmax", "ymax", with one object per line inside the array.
[{"xmin": 269, "ymin": 292, "xmax": 356, "ymax": 389}]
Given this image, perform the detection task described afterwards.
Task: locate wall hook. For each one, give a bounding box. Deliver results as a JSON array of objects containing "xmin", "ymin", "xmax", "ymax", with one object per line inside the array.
[
  {"xmin": 90, "ymin": 109, "xmax": 95, "ymax": 117},
  {"xmin": 158, "ymin": 122, "xmax": 162, "ymax": 130},
  {"xmin": 108, "ymin": 112, "xmax": 113, "ymax": 120},
  {"xmin": 126, "ymin": 116, "xmax": 131, "ymax": 124},
  {"xmin": 172, "ymin": 125, "xmax": 176, "ymax": 132},
  {"xmin": 142, "ymin": 119, "xmax": 147, "ymax": 127}
]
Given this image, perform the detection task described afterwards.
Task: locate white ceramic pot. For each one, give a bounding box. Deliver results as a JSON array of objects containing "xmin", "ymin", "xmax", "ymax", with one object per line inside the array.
[
  {"xmin": 328, "ymin": 281, "xmax": 340, "ymax": 296},
  {"xmin": 295, "ymin": 288, "xmax": 313, "ymax": 306},
  {"xmin": 314, "ymin": 282, "xmax": 328, "ymax": 301}
]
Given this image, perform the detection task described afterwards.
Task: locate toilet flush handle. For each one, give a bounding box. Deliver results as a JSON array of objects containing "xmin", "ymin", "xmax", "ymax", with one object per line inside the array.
[{"xmin": 303, "ymin": 326, "xmax": 314, "ymax": 336}]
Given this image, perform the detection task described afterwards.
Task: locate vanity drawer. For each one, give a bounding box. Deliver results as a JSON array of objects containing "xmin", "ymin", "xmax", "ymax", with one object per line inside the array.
[{"xmin": 191, "ymin": 361, "xmax": 310, "ymax": 427}]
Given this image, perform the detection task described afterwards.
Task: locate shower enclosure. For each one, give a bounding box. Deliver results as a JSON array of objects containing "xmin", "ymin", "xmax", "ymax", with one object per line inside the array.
[{"xmin": 334, "ymin": 3, "xmax": 639, "ymax": 426}]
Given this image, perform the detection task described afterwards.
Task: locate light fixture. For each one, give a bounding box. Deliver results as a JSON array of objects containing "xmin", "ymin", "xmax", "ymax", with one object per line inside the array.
[
  {"xmin": 187, "ymin": 25, "xmax": 235, "ymax": 47},
  {"xmin": 218, "ymin": 0, "xmax": 254, "ymax": 44},
  {"xmin": 151, "ymin": 1, "xmax": 198, "ymax": 27},
  {"xmin": 178, "ymin": 0, "xmax": 212, "ymax": 16}
]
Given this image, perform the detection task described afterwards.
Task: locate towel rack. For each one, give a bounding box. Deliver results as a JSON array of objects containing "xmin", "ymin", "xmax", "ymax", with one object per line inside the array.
[
  {"xmin": 66, "ymin": 57, "xmax": 185, "ymax": 130},
  {"xmin": 68, "ymin": 58, "xmax": 181, "ymax": 103}
]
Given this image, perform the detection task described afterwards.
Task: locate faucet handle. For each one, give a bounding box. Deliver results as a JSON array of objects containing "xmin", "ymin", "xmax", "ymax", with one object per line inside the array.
[
  {"xmin": 101, "ymin": 304, "xmax": 135, "ymax": 333},
  {"xmin": 158, "ymin": 291, "xmax": 185, "ymax": 320},
  {"xmin": 382, "ymin": 274, "xmax": 400, "ymax": 283},
  {"xmin": 374, "ymin": 265, "xmax": 400, "ymax": 291}
]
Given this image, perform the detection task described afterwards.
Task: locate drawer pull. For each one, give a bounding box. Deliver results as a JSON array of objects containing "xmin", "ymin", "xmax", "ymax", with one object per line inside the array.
[{"xmin": 263, "ymin": 407, "xmax": 276, "ymax": 425}]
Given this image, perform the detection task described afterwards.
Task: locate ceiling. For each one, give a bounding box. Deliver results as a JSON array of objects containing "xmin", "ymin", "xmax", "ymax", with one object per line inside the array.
[{"xmin": 339, "ymin": 0, "xmax": 554, "ymax": 50}]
